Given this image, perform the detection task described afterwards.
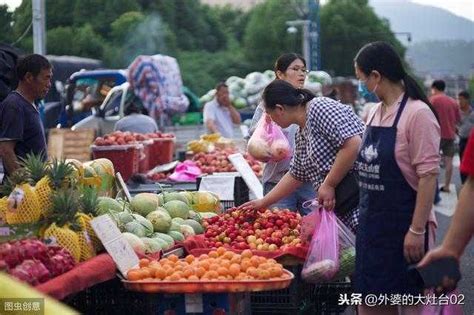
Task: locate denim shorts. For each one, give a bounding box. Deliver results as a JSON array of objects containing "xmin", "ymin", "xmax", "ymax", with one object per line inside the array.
[{"xmin": 263, "ymin": 181, "xmax": 316, "ymax": 215}]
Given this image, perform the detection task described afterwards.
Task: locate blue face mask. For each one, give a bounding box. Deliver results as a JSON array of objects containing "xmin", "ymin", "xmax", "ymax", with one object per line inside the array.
[{"xmin": 358, "ymin": 80, "xmax": 378, "ymax": 102}]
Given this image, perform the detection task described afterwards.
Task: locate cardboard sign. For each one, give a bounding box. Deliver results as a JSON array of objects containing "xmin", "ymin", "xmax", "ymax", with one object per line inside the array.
[
  {"xmin": 228, "ymin": 153, "xmax": 263, "ymax": 199},
  {"xmin": 91, "ymin": 215, "xmax": 139, "ymax": 276}
]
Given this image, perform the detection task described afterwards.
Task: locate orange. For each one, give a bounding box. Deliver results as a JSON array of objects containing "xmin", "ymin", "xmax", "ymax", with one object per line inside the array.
[
  {"xmin": 250, "ymin": 256, "xmax": 260, "ymax": 268},
  {"xmin": 139, "ymin": 269, "xmax": 152, "ymax": 279},
  {"xmin": 229, "ymin": 264, "xmax": 241, "ymax": 277},
  {"xmin": 246, "ymin": 266, "xmax": 258, "ymax": 278},
  {"xmin": 216, "ymin": 247, "xmax": 226, "ymax": 256},
  {"xmin": 258, "ymin": 269, "xmax": 270, "ymax": 280},
  {"xmin": 217, "ymin": 267, "xmax": 228, "ymax": 276},
  {"xmin": 185, "ymin": 255, "xmax": 195, "ymax": 264},
  {"xmin": 267, "ymin": 259, "xmax": 277, "ymax": 265},
  {"xmin": 269, "ymin": 266, "xmax": 283, "ymax": 278},
  {"xmin": 223, "ymin": 251, "xmax": 234, "ymax": 260},
  {"xmin": 127, "ymin": 269, "xmax": 142, "ymax": 281},
  {"xmin": 220, "ymin": 260, "xmax": 231, "ymax": 269},
  {"xmin": 183, "ymin": 267, "xmax": 195, "ymax": 279},
  {"xmin": 168, "ymin": 254, "xmax": 179, "ymax": 263},
  {"xmin": 159, "ymin": 258, "xmax": 170, "ymax": 265},
  {"xmin": 240, "ymin": 259, "xmax": 251, "ymax": 272},
  {"xmin": 241, "ymin": 249, "xmax": 252, "ymax": 259},
  {"xmin": 230, "ymin": 255, "xmax": 241, "ymax": 264},
  {"xmin": 206, "ymin": 270, "xmax": 219, "ymax": 279},
  {"xmin": 139, "ymin": 258, "xmax": 150, "ymax": 268},
  {"xmin": 209, "ymin": 250, "xmax": 218, "ymax": 258},
  {"xmin": 188, "ymin": 275, "xmax": 199, "ymax": 281},
  {"xmin": 257, "ymin": 256, "xmax": 266, "ymax": 264},
  {"xmin": 196, "ymin": 267, "xmax": 206, "ymax": 278},
  {"xmin": 210, "ymin": 263, "xmax": 220, "ymax": 271},
  {"xmin": 154, "ymin": 268, "xmax": 167, "ymax": 280},
  {"xmin": 218, "ymin": 276, "xmax": 227, "ymax": 280},
  {"xmin": 199, "ymin": 254, "xmax": 209, "ymax": 260},
  {"xmin": 199, "ymin": 261, "xmax": 210, "ymax": 271},
  {"xmin": 164, "ymin": 267, "xmax": 174, "ymax": 277}
]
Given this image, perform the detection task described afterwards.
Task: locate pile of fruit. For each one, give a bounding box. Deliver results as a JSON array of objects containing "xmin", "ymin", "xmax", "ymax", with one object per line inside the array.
[
  {"xmin": 0, "ymin": 154, "xmax": 113, "ymax": 263},
  {"xmin": 202, "ymin": 208, "xmax": 302, "ymax": 251},
  {"xmin": 94, "ymin": 131, "xmax": 174, "ymax": 146},
  {"xmin": 192, "ymin": 150, "xmax": 262, "ymax": 177},
  {"xmin": 0, "ymin": 239, "xmax": 75, "ymax": 286},
  {"xmin": 101, "ymin": 191, "xmax": 220, "ymax": 256},
  {"xmin": 127, "ymin": 248, "xmax": 290, "ymax": 281}
]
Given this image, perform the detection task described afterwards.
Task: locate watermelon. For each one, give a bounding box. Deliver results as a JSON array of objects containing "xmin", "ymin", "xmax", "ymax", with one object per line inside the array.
[
  {"xmin": 163, "ymin": 200, "xmax": 190, "ymax": 219},
  {"xmin": 146, "ymin": 210, "xmax": 172, "ymax": 233},
  {"xmin": 183, "ymin": 219, "xmax": 204, "ymax": 234},
  {"xmin": 167, "ymin": 231, "xmax": 185, "ymax": 242},
  {"xmin": 131, "ymin": 193, "xmax": 160, "ymax": 217}
]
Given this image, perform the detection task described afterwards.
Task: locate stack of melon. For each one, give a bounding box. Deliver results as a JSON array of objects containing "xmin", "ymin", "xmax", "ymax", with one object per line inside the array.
[{"xmin": 107, "ymin": 191, "xmax": 218, "ymax": 256}]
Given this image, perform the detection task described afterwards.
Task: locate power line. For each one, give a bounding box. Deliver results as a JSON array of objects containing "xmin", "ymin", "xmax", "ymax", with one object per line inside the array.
[{"xmin": 10, "ymin": 21, "xmax": 33, "ymax": 46}]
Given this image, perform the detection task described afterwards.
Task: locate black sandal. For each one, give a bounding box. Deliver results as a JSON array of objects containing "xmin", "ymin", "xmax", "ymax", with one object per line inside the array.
[{"xmin": 440, "ymin": 187, "xmax": 450, "ymax": 193}]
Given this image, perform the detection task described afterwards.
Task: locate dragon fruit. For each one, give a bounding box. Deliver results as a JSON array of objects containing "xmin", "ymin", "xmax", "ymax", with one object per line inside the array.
[
  {"xmin": 43, "ymin": 246, "xmax": 76, "ymax": 277},
  {"xmin": 9, "ymin": 259, "xmax": 51, "ymax": 285},
  {"xmin": 0, "ymin": 239, "xmax": 48, "ymax": 268}
]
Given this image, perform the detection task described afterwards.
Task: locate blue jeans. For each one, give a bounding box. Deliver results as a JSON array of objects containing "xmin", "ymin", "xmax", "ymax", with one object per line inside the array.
[{"xmin": 263, "ymin": 182, "xmax": 316, "ymax": 215}]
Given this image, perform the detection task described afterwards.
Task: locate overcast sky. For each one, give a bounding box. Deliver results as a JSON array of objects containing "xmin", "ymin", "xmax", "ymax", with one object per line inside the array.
[{"xmin": 1, "ymin": 0, "xmax": 473, "ymax": 21}]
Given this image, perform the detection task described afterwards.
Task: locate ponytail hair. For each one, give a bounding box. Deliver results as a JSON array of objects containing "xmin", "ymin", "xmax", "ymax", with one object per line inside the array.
[
  {"xmin": 263, "ymin": 79, "xmax": 315, "ymax": 110},
  {"xmin": 355, "ymin": 41, "xmax": 438, "ymax": 120}
]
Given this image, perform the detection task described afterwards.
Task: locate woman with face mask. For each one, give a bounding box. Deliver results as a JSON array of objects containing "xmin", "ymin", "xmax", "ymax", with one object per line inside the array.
[
  {"xmin": 247, "ymin": 53, "xmax": 316, "ymax": 215},
  {"xmin": 241, "ymin": 78, "xmax": 365, "ymax": 232},
  {"xmin": 354, "ymin": 41, "xmax": 440, "ymax": 315}
]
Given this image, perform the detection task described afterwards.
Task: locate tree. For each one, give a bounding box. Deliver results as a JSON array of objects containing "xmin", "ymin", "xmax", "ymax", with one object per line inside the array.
[
  {"xmin": 0, "ymin": 5, "xmax": 14, "ymax": 44},
  {"xmin": 320, "ymin": 0, "xmax": 405, "ymax": 76},
  {"xmin": 242, "ymin": 0, "xmax": 301, "ymax": 70},
  {"xmin": 47, "ymin": 24, "xmax": 104, "ymax": 59}
]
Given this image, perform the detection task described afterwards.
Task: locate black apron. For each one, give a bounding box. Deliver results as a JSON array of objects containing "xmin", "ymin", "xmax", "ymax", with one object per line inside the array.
[{"xmin": 355, "ymin": 94, "xmax": 427, "ymax": 295}]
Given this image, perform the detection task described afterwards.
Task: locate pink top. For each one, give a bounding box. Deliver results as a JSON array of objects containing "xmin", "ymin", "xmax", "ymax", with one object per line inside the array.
[
  {"xmin": 429, "ymin": 94, "xmax": 460, "ymax": 140},
  {"xmin": 368, "ymin": 94, "xmax": 440, "ymax": 225}
]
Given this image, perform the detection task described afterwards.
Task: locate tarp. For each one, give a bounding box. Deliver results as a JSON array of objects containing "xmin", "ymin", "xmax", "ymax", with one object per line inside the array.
[{"xmin": 127, "ymin": 54, "xmax": 189, "ymax": 120}]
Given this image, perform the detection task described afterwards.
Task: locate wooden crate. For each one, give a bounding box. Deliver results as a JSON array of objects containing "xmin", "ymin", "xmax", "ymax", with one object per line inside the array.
[{"xmin": 48, "ymin": 128, "xmax": 95, "ymax": 162}]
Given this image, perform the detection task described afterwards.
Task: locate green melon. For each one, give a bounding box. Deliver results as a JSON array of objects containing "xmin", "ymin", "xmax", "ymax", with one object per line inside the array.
[
  {"xmin": 163, "ymin": 200, "xmax": 190, "ymax": 219},
  {"xmin": 130, "ymin": 193, "xmax": 161, "ymax": 217},
  {"xmin": 96, "ymin": 197, "xmax": 123, "ymax": 215},
  {"xmin": 162, "ymin": 191, "xmax": 190, "ymax": 205},
  {"xmin": 169, "ymin": 222, "xmax": 181, "ymax": 232},
  {"xmin": 146, "ymin": 210, "xmax": 172, "ymax": 233},
  {"xmin": 151, "ymin": 232, "xmax": 174, "ymax": 250},
  {"xmin": 183, "ymin": 219, "xmax": 204, "ymax": 234},
  {"xmin": 167, "ymin": 230, "xmax": 185, "ymax": 242}
]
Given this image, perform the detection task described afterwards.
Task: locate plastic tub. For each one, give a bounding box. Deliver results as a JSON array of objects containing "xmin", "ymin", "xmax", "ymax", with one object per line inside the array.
[
  {"xmin": 91, "ymin": 144, "xmax": 143, "ymax": 182},
  {"xmin": 149, "ymin": 137, "xmax": 176, "ymax": 168}
]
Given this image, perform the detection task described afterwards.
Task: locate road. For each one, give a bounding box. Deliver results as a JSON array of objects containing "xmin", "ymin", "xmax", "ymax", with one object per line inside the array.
[{"xmin": 435, "ymin": 156, "xmax": 473, "ymax": 314}]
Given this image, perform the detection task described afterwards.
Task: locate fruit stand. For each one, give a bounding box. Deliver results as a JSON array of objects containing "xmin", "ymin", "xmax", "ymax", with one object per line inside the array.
[{"xmin": 0, "ymin": 131, "xmax": 354, "ymax": 315}]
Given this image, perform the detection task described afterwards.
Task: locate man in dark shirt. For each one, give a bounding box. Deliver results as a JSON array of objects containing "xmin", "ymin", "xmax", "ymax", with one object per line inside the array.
[{"xmin": 0, "ymin": 54, "xmax": 52, "ymax": 176}]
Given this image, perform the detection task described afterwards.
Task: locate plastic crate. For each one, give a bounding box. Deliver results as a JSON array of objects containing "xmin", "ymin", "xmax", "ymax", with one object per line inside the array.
[
  {"xmin": 139, "ymin": 140, "xmax": 153, "ymax": 173},
  {"xmin": 196, "ymin": 176, "xmax": 249, "ymax": 208},
  {"xmin": 64, "ymin": 277, "xmax": 161, "ymax": 314},
  {"xmin": 250, "ymin": 265, "xmax": 353, "ymax": 315},
  {"xmin": 149, "ymin": 138, "xmax": 176, "ymax": 168},
  {"xmin": 91, "ymin": 144, "xmax": 142, "ymax": 182}
]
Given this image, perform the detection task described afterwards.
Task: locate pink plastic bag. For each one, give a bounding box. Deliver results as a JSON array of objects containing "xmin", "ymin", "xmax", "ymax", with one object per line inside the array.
[
  {"xmin": 168, "ymin": 160, "xmax": 202, "ymax": 182},
  {"xmin": 247, "ymin": 113, "xmax": 291, "ymax": 162},
  {"xmin": 300, "ymin": 199, "xmax": 323, "ymax": 244},
  {"xmin": 301, "ymin": 209, "xmax": 339, "ymax": 282}
]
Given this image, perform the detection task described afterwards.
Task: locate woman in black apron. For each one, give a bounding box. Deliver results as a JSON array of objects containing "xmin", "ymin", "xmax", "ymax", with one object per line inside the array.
[{"xmin": 354, "ymin": 42, "xmax": 440, "ymax": 315}]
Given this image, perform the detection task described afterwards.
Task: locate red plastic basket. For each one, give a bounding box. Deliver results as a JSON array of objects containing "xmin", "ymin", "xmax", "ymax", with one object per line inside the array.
[
  {"xmin": 91, "ymin": 144, "xmax": 143, "ymax": 181},
  {"xmin": 149, "ymin": 138, "xmax": 176, "ymax": 168},
  {"xmin": 139, "ymin": 140, "xmax": 153, "ymax": 173}
]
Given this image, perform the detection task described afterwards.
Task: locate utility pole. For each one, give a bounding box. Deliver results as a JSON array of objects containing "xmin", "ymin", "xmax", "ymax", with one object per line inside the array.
[{"xmin": 32, "ymin": 0, "xmax": 46, "ymax": 55}]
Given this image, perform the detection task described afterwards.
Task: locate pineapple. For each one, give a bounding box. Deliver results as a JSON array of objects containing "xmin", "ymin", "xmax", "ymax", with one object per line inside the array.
[
  {"xmin": 0, "ymin": 197, "xmax": 7, "ymax": 222},
  {"xmin": 2, "ymin": 169, "xmax": 41, "ymax": 225},
  {"xmin": 20, "ymin": 154, "xmax": 52, "ymax": 217},
  {"xmin": 47, "ymin": 158, "xmax": 76, "ymax": 190},
  {"xmin": 78, "ymin": 187, "xmax": 102, "ymax": 252},
  {"xmin": 43, "ymin": 189, "xmax": 81, "ymax": 262}
]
